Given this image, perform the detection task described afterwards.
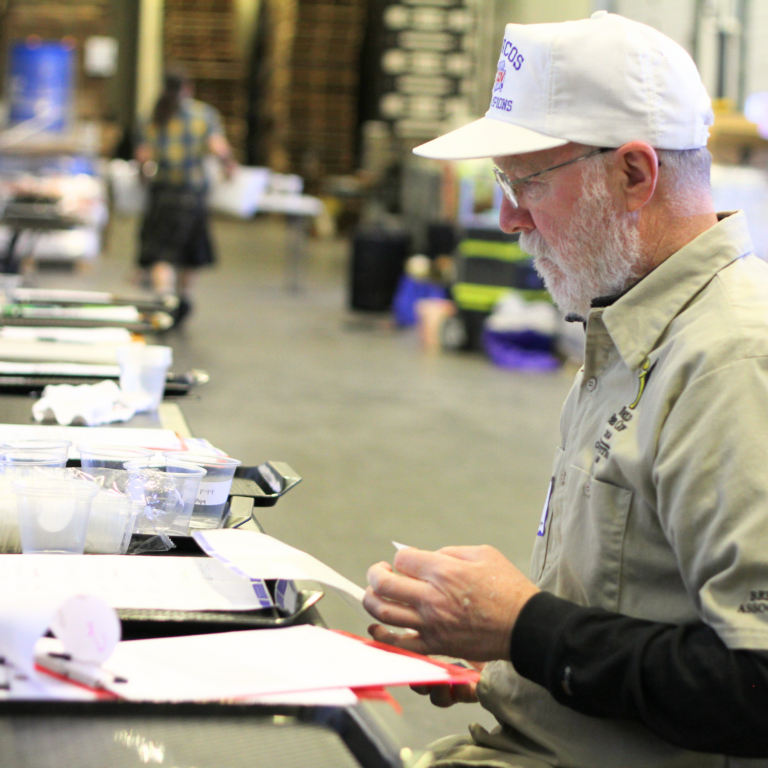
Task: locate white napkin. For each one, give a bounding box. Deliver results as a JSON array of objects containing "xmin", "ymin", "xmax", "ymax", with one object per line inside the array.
[{"xmin": 32, "ymin": 380, "xmax": 153, "ymax": 427}]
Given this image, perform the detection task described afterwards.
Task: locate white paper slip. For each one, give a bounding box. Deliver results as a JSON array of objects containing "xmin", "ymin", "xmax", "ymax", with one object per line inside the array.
[
  {"xmin": 95, "ymin": 624, "xmax": 454, "ymax": 702},
  {"xmin": 193, "ymin": 529, "xmax": 366, "ymax": 602},
  {"xmin": 0, "ymin": 424, "xmax": 184, "ymax": 456},
  {"xmin": 0, "ymin": 555, "xmax": 272, "ymax": 611}
]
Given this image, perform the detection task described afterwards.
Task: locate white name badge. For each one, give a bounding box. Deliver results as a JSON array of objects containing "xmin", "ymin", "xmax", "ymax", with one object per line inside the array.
[{"xmin": 195, "ymin": 481, "xmax": 230, "ymax": 506}]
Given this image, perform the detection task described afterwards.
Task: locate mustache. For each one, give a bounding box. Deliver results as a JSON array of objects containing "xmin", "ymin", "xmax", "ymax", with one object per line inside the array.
[{"xmin": 519, "ymin": 231, "xmax": 552, "ymax": 260}]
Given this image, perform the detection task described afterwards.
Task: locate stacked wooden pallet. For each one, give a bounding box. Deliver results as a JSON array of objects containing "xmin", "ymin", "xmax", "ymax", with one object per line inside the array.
[
  {"xmin": 163, "ymin": 0, "xmax": 246, "ymax": 159},
  {"xmin": 256, "ymin": 0, "xmax": 367, "ymax": 183}
]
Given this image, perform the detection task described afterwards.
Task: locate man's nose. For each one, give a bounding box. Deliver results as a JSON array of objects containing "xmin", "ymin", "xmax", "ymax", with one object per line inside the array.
[{"xmin": 499, "ymin": 196, "xmax": 535, "ymax": 235}]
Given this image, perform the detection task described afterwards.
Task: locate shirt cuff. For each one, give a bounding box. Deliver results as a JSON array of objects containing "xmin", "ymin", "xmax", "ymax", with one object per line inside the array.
[{"xmin": 510, "ymin": 591, "xmax": 583, "ymax": 684}]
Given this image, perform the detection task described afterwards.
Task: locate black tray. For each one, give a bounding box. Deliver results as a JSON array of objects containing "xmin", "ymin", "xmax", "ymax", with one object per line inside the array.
[
  {"xmin": 230, "ymin": 461, "xmax": 302, "ymax": 507},
  {"xmin": 118, "ymin": 587, "xmax": 324, "ymax": 640}
]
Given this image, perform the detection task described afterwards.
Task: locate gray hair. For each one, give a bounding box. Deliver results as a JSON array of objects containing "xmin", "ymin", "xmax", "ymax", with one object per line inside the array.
[
  {"xmin": 592, "ymin": 145, "xmax": 712, "ymax": 215},
  {"xmin": 655, "ymin": 147, "xmax": 712, "ymax": 192}
]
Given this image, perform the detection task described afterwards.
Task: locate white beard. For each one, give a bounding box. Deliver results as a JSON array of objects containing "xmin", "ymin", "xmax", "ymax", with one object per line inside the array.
[{"xmin": 520, "ymin": 161, "xmax": 644, "ymax": 319}]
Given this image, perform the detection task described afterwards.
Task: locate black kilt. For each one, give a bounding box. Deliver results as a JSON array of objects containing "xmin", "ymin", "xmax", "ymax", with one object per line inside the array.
[{"xmin": 139, "ymin": 184, "xmax": 215, "ymax": 269}]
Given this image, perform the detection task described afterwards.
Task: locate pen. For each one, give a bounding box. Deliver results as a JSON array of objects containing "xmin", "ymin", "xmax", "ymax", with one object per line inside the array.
[{"xmin": 38, "ymin": 652, "xmax": 126, "ymax": 691}]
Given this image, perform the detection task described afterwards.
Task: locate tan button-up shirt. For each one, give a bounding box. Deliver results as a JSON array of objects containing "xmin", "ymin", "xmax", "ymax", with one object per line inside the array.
[{"xmin": 470, "ymin": 212, "xmax": 768, "ymax": 767}]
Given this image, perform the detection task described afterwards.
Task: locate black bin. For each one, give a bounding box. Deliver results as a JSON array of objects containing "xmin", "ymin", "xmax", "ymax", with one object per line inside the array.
[{"xmin": 349, "ymin": 229, "xmax": 411, "ymax": 311}]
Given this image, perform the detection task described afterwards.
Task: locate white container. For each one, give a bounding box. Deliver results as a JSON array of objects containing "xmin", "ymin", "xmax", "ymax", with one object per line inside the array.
[
  {"xmin": 116, "ymin": 344, "xmax": 172, "ymax": 411},
  {"xmin": 124, "ymin": 459, "xmax": 206, "ymax": 536},
  {"xmin": 163, "ymin": 452, "xmax": 241, "ymax": 529},
  {"xmin": 13, "ymin": 476, "xmax": 98, "ymax": 554}
]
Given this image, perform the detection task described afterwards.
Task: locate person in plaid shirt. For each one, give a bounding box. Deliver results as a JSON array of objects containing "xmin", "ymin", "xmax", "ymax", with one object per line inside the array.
[{"xmin": 135, "ymin": 66, "xmax": 235, "ymax": 323}]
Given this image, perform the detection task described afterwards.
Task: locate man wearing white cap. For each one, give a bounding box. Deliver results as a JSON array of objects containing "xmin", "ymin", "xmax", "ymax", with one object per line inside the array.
[{"xmin": 364, "ymin": 12, "xmax": 768, "ymax": 766}]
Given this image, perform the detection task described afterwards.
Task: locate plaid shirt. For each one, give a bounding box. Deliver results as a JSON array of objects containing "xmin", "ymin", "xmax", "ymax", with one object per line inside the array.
[{"xmin": 138, "ymin": 98, "xmax": 223, "ymax": 191}]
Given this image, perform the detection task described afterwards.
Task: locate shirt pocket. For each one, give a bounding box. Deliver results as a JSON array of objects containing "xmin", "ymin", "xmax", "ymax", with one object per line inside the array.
[
  {"xmin": 557, "ymin": 465, "xmax": 634, "ymax": 611},
  {"xmin": 530, "ymin": 446, "xmax": 566, "ymax": 583}
]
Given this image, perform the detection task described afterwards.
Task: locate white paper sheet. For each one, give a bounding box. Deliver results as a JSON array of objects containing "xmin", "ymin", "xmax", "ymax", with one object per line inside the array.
[
  {"xmin": 12, "ymin": 305, "xmax": 139, "ymax": 322},
  {"xmin": 0, "ymin": 665, "xmax": 99, "ymax": 701},
  {"xmin": 0, "ymin": 424, "xmax": 183, "ymax": 455},
  {"xmin": 0, "ymin": 361, "xmax": 120, "ymax": 377},
  {"xmin": 193, "ymin": 529, "xmax": 366, "ymax": 602},
  {"xmin": 243, "ymin": 687, "xmax": 358, "ymax": 707},
  {"xmin": 0, "ymin": 340, "xmax": 126, "ymax": 364},
  {"xmin": 13, "ymin": 289, "xmax": 114, "ymax": 305},
  {"xmin": 98, "ymin": 624, "xmax": 451, "ymax": 702},
  {"xmin": 0, "ymin": 555, "xmax": 271, "ymax": 611},
  {"xmin": 0, "ymin": 327, "xmax": 132, "ymax": 344}
]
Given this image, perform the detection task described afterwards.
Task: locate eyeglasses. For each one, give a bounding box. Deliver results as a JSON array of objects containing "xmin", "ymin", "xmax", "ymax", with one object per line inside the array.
[{"xmin": 493, "ymin": 147, "xmax": 614, "ymax": 208}]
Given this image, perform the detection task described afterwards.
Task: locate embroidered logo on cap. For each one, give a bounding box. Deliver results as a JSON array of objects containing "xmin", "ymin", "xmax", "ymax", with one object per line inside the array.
[{"xmin": 493, "ymin": 60, "xmax": 506, "ymax": 93}]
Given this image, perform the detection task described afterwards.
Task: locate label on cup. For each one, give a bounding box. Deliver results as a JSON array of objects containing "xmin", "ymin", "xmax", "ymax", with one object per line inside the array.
[{"xmin": 195, "ymin": 481, "xmax": 230, "ymax": 506}]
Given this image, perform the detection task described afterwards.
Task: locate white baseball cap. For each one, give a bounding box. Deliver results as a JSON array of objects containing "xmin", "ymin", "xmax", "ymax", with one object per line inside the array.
[{"xmin": 414, "ymin": 11, "xmax": 713, "ymax": 160}]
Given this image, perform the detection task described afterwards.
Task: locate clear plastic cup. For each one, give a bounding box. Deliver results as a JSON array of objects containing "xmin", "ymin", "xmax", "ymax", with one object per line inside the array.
[
  {"xmin": 116, "ymin": 344, "xmax": 172, "ymax": 411},
  {"xmin": 13, "ymin": 476, "xmax": 99, "ymax": 554},
  {"xmin": 0, "ymin": 475, "xmax": 20, "ymax": 553},
  {"xmin": 0, "ymin": 440, "xmax": 72, "ymax": 460},
  {"xmin": 0, "ymin": 451, "xmax": 68, "ymax": 476},
  {"xmin": 163, "ymin": 452, "xmax": 242, "ymax": 529},
  {"xmin": 85, "ymin": 489, "xmax": 138, "ymax": 554},
  {"xmin": 78, "ymin": 446, "xmax": 154, "ymax": 478},
  {"xmin": 124, "ymin": 459, "xmax": 206, "ymax": 535}
]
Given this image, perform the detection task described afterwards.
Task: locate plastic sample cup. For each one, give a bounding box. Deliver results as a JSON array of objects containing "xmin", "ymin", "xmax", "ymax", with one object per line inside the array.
[
  {"xmin": 0, "ymin": 451, "xmax": 67, "ymax": 476},
  {"xmin": 124, "ymin": 459, "xmax": 206, "ymax": 536},
  {"xmin": 0, "ymin": 458, "xmax": 65, "ymax": 552},
  {"xmin": 78, "ymin": 446, "xmax": 154, "ymax": 478},
  {"xmin": 1, "ymin": 440, "xmax": 72, "ymax": 460},
  {"xmin": 13, "ymin": 476, "xmax": 98, "ymax": 554},
  {"xmin": 116, "ymin": 344, "xmax": 172, "ymax": 411},
  {"xmin": 163, "ymin": 452, "xmax": 242, "ymax": 529},
  {"xmin": 85, "ymin": 489, "xmax": 138, "ymax": 554}
]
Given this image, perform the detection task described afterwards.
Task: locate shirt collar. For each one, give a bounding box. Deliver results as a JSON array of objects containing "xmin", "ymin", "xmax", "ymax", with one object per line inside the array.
[{"xmin": 595, "ymin": 211, "xmax": 753, "ymax": 370}]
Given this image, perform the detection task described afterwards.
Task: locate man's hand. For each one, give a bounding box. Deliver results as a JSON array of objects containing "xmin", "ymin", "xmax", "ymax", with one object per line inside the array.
[
  {"xmin": 409, "ymin": 660, "xmax": 485, "ymax": 708},
  {"xmin": 363, "ymin": 545, "xmax": 539, "ymax": 661}
]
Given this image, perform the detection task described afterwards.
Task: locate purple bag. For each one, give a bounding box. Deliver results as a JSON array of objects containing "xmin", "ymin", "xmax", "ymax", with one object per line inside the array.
[{"xmin": 482, "ymin": 328, "xmax": 560, "ymax": 372}]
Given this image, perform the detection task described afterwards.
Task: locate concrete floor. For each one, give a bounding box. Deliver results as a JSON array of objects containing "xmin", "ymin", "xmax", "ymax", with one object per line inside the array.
[{"xmin": 25, "ymin": 213, "xmax": 575, "ymax": 753}]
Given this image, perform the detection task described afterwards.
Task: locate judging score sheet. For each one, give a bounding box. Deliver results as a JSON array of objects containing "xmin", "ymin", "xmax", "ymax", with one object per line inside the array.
[{"xmin": 0, "ymin": 555, "xmax": 270, "ymax": 611}]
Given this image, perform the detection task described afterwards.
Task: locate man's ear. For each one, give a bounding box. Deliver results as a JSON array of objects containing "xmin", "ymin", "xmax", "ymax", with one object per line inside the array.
[{"xmin": 613, "ymin": 141, "xmax": 659, "ymax": 213}]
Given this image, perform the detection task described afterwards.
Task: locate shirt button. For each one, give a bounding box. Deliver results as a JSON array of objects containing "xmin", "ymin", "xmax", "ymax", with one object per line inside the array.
[
  {"xmin": 583, "ymin": 481, "xmax": 591, "ymax": 497},
  {"xmin": 586, "ymin": 377, "xmax": 597, "ymax": 391},
  {"xmin": 559, "ymin": 470, "xmax": 566, "ymax": 485}
]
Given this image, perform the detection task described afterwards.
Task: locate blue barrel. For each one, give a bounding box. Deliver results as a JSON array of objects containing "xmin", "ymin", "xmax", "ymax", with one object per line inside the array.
[{"xmin": 8, "ymin": 40, "xmax": 74, "ymax": 132}]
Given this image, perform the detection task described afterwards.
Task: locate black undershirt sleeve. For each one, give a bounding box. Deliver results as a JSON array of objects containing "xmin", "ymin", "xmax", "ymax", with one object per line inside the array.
[{"xmin": 510, "ymin": 591, "xmax": 768, "ymax": 758}]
